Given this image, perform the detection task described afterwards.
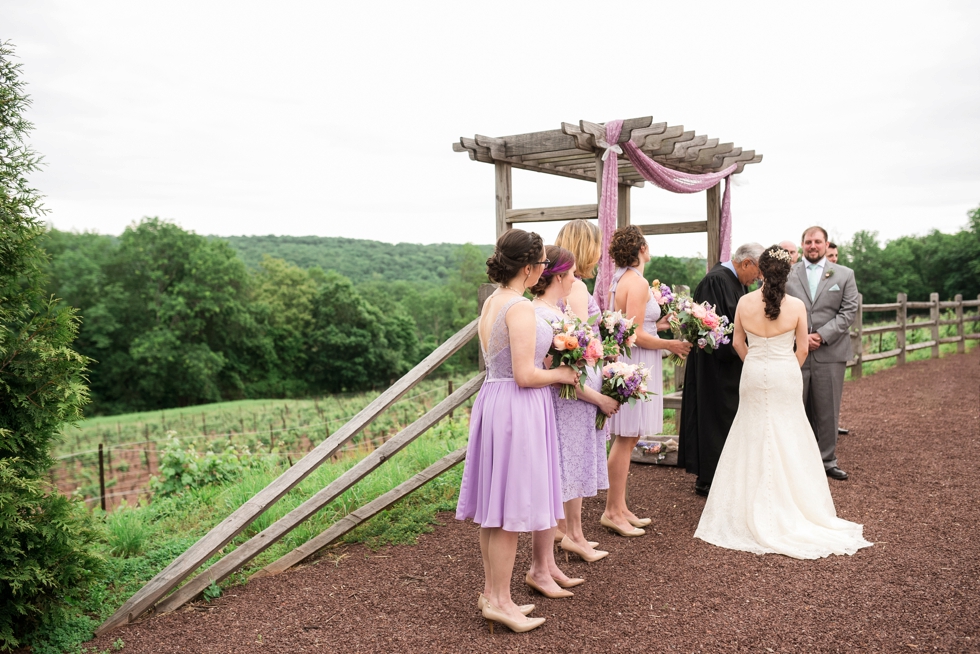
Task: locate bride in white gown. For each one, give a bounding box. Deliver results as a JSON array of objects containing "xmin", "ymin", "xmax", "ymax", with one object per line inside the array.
[{"xmin": 694, "ymin": 246, "xmax": 873, "ymax": 559}]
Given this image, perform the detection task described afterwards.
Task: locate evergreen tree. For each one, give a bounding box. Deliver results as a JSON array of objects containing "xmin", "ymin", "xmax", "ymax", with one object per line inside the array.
[{"xmin": 0, "ymin": 40, "xmax": 101, "ymax": 650}]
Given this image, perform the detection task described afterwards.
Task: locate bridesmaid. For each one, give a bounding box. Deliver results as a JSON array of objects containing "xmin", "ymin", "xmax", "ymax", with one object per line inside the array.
[
  {"xmin": 455, "ymin": 229, "xmax": 578, "ymax": 634},
  {"xmin": 602, "ymin": 226, "xmax": 692, "ymax": 537}
]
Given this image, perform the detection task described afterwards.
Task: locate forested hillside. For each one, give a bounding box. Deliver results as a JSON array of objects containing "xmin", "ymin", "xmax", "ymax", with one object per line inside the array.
[
  {"xmin": 39, "ymin": 208, "xmax": 980, "ymax": 416},
  {"xmin": 220, "ymin": 235, "xmax": 494, "ymax": 285}
]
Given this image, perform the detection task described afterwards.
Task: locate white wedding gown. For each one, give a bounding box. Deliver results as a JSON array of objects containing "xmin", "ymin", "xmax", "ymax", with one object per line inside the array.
[{"xmin": 694, "ymin": 330, "xmax": 873, "ymax": 559}]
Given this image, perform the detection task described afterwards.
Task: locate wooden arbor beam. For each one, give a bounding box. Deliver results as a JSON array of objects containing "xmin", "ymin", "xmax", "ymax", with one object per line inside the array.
[{"xmin": 506, "ymin": 204, "xmax": 598, "ymax": 224}]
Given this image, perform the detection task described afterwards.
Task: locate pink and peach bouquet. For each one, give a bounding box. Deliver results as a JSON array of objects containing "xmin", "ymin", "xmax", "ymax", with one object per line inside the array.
[
  {"xmin": 666, "ymin": 295, "xmax": 733, "ymax": 365},
  {"xmin": 597, "ymin": 310, "xmax": 637, "ymax": 362},
  {"xmin": 548, "ymin": 311, "xmax": 604, "ymax": 400},
  {"xmin": 595, "ymin": 361, "xmax": 656, "ymax": 429}
]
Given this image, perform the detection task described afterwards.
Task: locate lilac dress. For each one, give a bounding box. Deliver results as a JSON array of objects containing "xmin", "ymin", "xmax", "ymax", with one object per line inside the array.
[
  {"xmin": 607, "ymin": 267, "xmax": 664, "ymax": 438},
  {"xmin": 540, "ymin": 297, "xmax": 610, "ymax": 503},
  {"xmin": 456, "ymin": 296, "xmax": 564, "ymax": 532}
]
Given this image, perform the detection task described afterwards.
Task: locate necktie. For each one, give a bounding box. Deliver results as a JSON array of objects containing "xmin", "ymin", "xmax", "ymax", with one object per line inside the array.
[{"xmin": 807, "ymin": 263, "xmax": 820, "ymax": 300}]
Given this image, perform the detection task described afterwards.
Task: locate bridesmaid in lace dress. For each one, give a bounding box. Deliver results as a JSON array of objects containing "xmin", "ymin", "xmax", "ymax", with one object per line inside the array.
[
  {"xmin": 603, "ymin": 226, "xmax": 692, "ymax": 537},
  {"xmin": 455, "ymin": 229, "xmax": 578, "ymax": 634}
]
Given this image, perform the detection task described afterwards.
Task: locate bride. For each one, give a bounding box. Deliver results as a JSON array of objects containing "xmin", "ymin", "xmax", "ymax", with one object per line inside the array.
[{"xmin": 694, "ymin": 246, "xmax": 873, "ymax": 559}]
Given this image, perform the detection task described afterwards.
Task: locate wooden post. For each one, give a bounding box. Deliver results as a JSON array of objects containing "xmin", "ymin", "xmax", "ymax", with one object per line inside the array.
[
  {"xmin": 106, "ymin": 446, "xmax": 112, "ymax": 476},
  {"xmin": 144, "ymin": 445, "xmax": 151, "ymax": 471},
  {"xmin": 955, "ymin": 294, "xmax": 965, "ymax": 354},
  {"xmin": 477, "ymin": 283, "xmax": 495, "ymax": 372},
  {"xmin": 706, "ymin": 184, "xmax": 721, "ymax": 269},
  {"xmin": 594, "ymin": 152, "xmax": 604, "ymax": 203},
  {"xmin": 98, "ymin": 443, "xmax": 106, "ymax": 512},
  {"xmin": 851, "ymin": 293, "xmax": 864, "ymax": 379},
  {"xmin": 494, "ymin": 162, "xmax": 512, "ymax": 238},
  {"xmin": 617, "ymin": 184, "xmax": 630, "ymax": 229},
  {"xmin": 929, "ymin": 292, "xmax": 941, "ymax": 359},
  {"xmin": 896, "ymin": 293, "xmax": 907, "ymax": 365},
  {"xmin": 447, "ymin": 379, "xmax": 454, "ymax": 419}
]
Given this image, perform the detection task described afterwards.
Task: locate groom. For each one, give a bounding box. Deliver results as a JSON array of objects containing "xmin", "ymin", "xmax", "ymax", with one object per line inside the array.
[{"xmin": 786, "ymin": 227, "xmax": 859, "ymax": 480}]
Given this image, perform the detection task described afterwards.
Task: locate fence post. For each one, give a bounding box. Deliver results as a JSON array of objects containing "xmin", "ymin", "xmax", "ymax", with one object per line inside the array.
[
  {"xmin": 851, "ymin": 293, "xmax": 863, "ymax": 379},
  {"xmin": 895, "ymin": 293, "xmax": 907, "ymax": 365},
  {"xmin": 929, "ymin": 292, "xmax": 940, "ymax": 358},
  {"xmin": 98, "ymin": 443, "xmax": 107, "ymax": 512},
  {"xmin": 954, "ymin": 294, "xmax": 965, "ymax": 354},
  {"xmin": 447, "ymin": 379, "xmax": 454, "ymax": 419}
]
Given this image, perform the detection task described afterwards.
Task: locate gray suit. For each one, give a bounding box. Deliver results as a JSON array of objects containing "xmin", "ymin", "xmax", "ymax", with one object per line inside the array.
[{"xmin": 785, "ymin": 260, "xmax": 859, "ymax": 470}]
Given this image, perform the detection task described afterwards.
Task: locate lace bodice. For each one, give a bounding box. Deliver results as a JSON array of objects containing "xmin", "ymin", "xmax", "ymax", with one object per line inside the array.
[
  {"xmin": 482, "ymin": 296, "xmax": 552, "ymax": 380},
  {"xmin": 609, "ymin": 267, "xmax": 661, "ymax": 334}
]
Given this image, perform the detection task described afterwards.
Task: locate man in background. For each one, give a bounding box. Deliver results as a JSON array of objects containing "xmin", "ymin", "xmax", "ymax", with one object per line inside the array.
[
  {"xmin": 827, "ymin": 242, "xmax": 839, "ymax": 263},
  {"xmin": 779, "ymin": 240, "xmax": 800, "ymax": 264},
  {"xmin": 785, "ymin": 227, "xmax": 858, "ymax": 480}
]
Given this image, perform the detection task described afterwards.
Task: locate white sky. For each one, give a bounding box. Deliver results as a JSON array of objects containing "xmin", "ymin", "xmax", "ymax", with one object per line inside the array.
[{"xmin": 5, "ymin": 0, "xmax": 980, "ymax": 257}]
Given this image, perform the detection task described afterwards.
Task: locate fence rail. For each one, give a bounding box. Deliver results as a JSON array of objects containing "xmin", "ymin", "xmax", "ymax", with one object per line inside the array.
[{"xmin": 848, "ymin": 292, "xmax": 979, "ymax": 379}]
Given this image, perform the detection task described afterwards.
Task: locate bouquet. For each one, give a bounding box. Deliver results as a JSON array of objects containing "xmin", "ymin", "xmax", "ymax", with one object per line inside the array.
[
  {"xmin": 650, "ymin": 279, "xmax": 675, "ymax": 316},
  {"xmin": 548, "ymin": 310, "xmax": 605, "ymax": 400},
  {"xmin": 667, "ymin": 295, "xmax": 734, "ymax": 365},
  {"xmin": 595, "ymin": 361, "xmax": 656, "ymax": 429},
  {"xmin": 597, "ymin": 310, "xmax": 637, "ymax": 362}
]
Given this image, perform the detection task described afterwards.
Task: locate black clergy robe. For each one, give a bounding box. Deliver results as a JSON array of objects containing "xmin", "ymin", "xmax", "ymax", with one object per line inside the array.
[{"xmin": 678, "ymin": 262, "xmax": 747, "ymax": 485}]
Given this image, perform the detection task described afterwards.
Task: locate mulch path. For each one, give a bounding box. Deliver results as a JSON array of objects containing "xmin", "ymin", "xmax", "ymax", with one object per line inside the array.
[{"xmin": 85, "ymin": 350, "xmax": 980, "ymax": 653}]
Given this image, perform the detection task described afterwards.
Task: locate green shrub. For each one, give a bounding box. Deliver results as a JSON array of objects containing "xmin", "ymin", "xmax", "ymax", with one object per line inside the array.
[
  {"xmin": 104, "ymin": 506, "xmax": 152, "ymax": 558},
  {"xmin": 150, "ymin": 435, "xmax": 260, "ymax": 497}
]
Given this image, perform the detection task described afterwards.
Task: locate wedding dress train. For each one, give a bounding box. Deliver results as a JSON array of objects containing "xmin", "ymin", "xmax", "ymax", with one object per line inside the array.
[{"xmin": 694, "ymin": 330, "xmax": 873, "ymax": 559}]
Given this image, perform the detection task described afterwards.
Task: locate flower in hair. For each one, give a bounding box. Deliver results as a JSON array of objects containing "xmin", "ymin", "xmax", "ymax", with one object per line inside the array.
[{"xmin": 769, "ymin": 247, "xmax": 792, "ymax": 263}]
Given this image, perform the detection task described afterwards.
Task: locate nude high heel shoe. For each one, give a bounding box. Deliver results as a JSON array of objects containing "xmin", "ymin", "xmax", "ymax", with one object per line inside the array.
[
  {"xmin": 560, "ymin": 536, "xmax": 610, "ymax": 563},
  {"xmin": 554, "ymin": 531, "xmax": 598, "ymax": 549},
  {"xmin": 478, "ymin": 593, "xmax": 534, "ymax": 616},
  {"xmin": 600, "ymin": 513, "xmax": 645, "ymax": 537},
  {"xmin": 482, "ymin": 601, "xmax": 546, "ymax": 634},
  {"xmin": 524, "ymin": 573, "xmax": 573, "ymax": 598}
]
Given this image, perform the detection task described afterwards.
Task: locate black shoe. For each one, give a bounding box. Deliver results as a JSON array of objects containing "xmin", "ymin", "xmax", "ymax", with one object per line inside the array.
[
  {"xmin": 694, "ymin": 479, "xmax": 711, "ymax": 497},
  {"xmin": 826, "ymin": 467, "xmax": 848, "ymax": 480},
  {"xmin": 838, "ymin": 428, "xmax": 849, "ymax": 435}
]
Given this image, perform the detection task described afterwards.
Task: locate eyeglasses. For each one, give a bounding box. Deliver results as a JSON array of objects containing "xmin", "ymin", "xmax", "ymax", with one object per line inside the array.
[{"xmin": 535, "ymin": 259, "xmax": 551, "ymax": 267}]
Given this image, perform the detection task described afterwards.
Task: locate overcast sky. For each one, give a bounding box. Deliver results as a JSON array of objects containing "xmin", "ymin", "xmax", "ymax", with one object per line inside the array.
[{"xmin": 5, "ymin": 0, "xmax": 979, "ymax": 256}]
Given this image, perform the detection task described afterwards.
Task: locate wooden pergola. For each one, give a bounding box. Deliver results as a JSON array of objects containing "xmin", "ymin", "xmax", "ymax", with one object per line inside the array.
[{"xmin": 453, "ymin": 116, "xmax": 762, "ymax": 268}]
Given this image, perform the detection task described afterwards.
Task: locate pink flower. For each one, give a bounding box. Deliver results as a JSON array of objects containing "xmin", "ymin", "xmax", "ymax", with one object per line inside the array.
[
  {"xmin": 553, "ymin": 335, "xmax": 568, "ymax": 351},
  {"xmin": 626, "ymin": 333, "xmax": 637, "ymax": 347},
  {"xmin": 703, "ymin": 313, "xmax": 720, "ymax": 329},
  {"xmin": 690, "ymin": 303, "xmax": 708, "ymax": 320},
  {"xmin": 651, "ymin": 287, "xmax": 663, "ymax": 303},
  {"xmin": 584, "ymin": 338, "xmax": 604, "ymax": 365}
]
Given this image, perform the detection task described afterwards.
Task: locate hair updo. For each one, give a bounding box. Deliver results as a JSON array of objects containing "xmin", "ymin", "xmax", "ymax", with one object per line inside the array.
[
  {"xmin": 529, "ymin": 245, "xmax": 575, "ymax": 296},
  {"xmin": 608, "ymin": 225, "xmax": 647, "ymax": 268},
  {"xmin": 486, "ymin": 229, "xmax": 544, "ymax": 285},
  {"xmin": 760, "ymin": 245, "xmax": 793, "ymax": 320}
]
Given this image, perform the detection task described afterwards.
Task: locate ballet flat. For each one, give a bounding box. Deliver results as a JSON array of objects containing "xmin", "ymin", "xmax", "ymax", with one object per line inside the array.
[
  {"xmin": 482, "ymin": 600, "xmax": 546, "ymax": 634},
  {"xmin": 560, "ymin": 536, "xmax": 610, "ymax": 563},
  {"xmin": 600, "ymin": 514, "xmax": 645, "ymax": 537},
  {"xmin": 555, "ymin": 530, "xmax": 597, "ymax": 548},
  {"xmin": 524, "ymin": 573, "xmax": 573, "ymax": 598},
  {"xmin": 627, "ymin": 516, "xmax": 652, "ymax": 528},
  {"xmin": 478, "ymin": 593, "xmax": 534, "ymax": 615}
]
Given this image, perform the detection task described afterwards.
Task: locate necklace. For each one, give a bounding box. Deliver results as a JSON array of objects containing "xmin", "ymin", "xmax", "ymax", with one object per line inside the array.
[
  {"xmin": 534, "ymin": 298, "xmax": 561, "ymax": 312},
  {"xmin": 500, "ymin": 284, "xmax": 524, "ymax": 295}
]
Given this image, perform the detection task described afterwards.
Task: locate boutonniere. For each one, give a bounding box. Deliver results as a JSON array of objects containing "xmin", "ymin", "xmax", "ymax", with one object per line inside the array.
[{"xmin": 824, "ymin": 269, "xmax": 835, "ymax": 279}]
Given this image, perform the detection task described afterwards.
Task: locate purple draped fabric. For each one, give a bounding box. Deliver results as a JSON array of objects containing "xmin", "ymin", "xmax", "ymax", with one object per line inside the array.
[
  {"xmin": 595, "ymin": 120, "xmax": 623, "ymax": 312},
  {"xmin": 595, "ymin": 124, "xmax": 740, "ymax": 309}
]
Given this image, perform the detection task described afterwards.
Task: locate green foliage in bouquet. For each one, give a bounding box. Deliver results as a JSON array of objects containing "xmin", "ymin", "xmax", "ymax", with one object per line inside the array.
[{"xmin": 0, "ymin": 40, "xmax": 101, "ymax": 651}]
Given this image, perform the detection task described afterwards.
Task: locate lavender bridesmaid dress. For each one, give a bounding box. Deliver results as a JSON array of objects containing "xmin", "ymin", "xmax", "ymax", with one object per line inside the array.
[
  {"xmin": 540, "ymin": 297, "xmax": 610, "ymax": 503},
  {"xmin": 455, "ymin": 296, "xmax": 564, "ymax": 532},
  {"xmin": 607, "ymin": 267, "xmax": 664, "ymax": 438}
]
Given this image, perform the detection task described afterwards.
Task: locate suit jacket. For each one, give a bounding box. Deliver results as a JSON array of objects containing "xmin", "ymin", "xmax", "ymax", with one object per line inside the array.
[{"xmin": 785, "ymin": 260, "xmax": 859, "ymax": 363}]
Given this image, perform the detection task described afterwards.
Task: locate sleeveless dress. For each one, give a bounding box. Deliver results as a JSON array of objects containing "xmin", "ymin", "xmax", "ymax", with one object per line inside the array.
[
  {"xmin": 607, "ymin": 267, "xmax": 664, "ymax": 438},
  {"xmin": 455, "ymin": 296, "xmax": 564, "ymax": 532},
  {"xmin": 694, "ymin": 330, "xmax": 873, "ymax": 559},
  {"xmin": 537, "ymin": 300, "xmax": 609, "ymax": 503}
]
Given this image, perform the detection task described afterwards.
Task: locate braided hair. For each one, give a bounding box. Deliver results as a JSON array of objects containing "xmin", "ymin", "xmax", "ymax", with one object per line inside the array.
[
  {"xmin": 486, "ymin": 229, "xmax": 544, "ymax": 285},
  {"xmin": 760, "ymin": 245, "xmax": 793, "ymax": 320}
]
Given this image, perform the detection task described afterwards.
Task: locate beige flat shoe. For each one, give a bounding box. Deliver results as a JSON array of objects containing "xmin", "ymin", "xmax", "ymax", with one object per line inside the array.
[
  {"xmin": 600, "ymin": 513, "xmax": 645, "ymax": 537},
  {"xmin": 627, "ymin": 516, "xmax": 652, "ymax": 528}
]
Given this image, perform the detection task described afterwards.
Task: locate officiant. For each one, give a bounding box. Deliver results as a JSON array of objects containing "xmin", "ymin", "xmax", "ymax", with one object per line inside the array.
[{"xmin": 678, "ymin": 243, "xmax": 764, "ymax": 497}]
